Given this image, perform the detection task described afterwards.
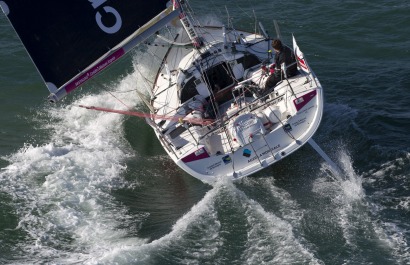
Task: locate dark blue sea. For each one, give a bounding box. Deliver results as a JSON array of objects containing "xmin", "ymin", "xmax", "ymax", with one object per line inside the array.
[{"xmin": 1, "ymin": 1, "xmax": 409, "ymax": 264}]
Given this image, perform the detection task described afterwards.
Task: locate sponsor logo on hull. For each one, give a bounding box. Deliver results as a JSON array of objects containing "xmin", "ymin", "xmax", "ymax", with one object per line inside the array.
[
  {"xmin": 247, "ymin": 144, "xmax": 280, "ymax": 163},
  {"xmin": 243, "ymin": 149, "xmax": 252, "ymax": 157},
  {"xmin": 222, "ymin": 155, "xmax": 232, "ymax": 164},
  {"xmin": 294, "ymin": 90, "xmax": 317, "ymax": 111},
  {"xmin": 181, "ymin": 147, "xmax": 210, "ymax": 163}
]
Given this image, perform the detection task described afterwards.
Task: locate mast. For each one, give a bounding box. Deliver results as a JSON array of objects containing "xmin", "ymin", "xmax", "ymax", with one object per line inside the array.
[{"xmin": 173, "ymin": 0, "xmax": 202, "ymax": 48}]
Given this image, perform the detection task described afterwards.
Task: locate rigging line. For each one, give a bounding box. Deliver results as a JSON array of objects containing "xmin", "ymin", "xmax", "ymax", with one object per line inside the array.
[
  {"xmin": 162, "ymin": 73, "xmax": 179, "ymax": 115},
  {"xmin": 156, "ymin": 34, "xmax": 192, "ymax": 46},
  {"xmin": 179, "ymin": 1, "xmax": 203, "ymax": 51},
  {"xmin": 90, "ymin": 78, "xmax": 132, "ymax": 110},
  {"xmin": 149, "ymin": 52, "xmax": 174, "ymax": 114},
  {"xmin": 201, "ymin": 80, "xmax": 219, "ymax": 118},
  {"xmin": 208, "ymin": 0, "xmax": 224, "ymax": 18},
  {"xmin": 168, "ymin": 40, "xmax": 185, "ymax": 76},
  {"xmin": 147, "ymin": 48, "xmax": 165, "ymax": 70},
  {"xmin": 144, "ymin": 42, "xmax": 193, "ymax": 50},
  {"xmin": 153, "ymin": 31, "xmax": 181, "ymax": 106},
  {"xmin": 164, "ymin": 29, "xmax": 181, "ymax": 70},
  {"xmin": 77, "ymin": 104, "xmax": 215, "ymax": 126},
  {"xmin": 195, "ymin": 55, "xmax": 219, "ymax": 117},
  {"xmin": 221, "ymin": 61, "xmax": 239, "ymax": 83},
  {"xmin": 135, "ymin": 66, "xmax": 154, "ymax": 92},
  {"xmin": 182, "ymin": 1, "xmax": 221, "ymax": 46},
  {"xmin": 253, "ymin": 10, "xmax": 257, "ymax": 35},
  {"xmin": 111, "ymin": 88, "xmax": 139, "ymax": 94},
  {"xmin": 147, "ymin": 34, "xmax": 174, "ymax": 67},
  {"xmin": 165, "ymin": 24, "xmax": 174, "ymax": 39},
  {"xmin": 235, "ymin": 5, "xmax": 254, "ymax": 19},
  {"xmin": 184, "ymin": 0, "xmax": 203, "ymax": 27},
  {"xmin": 224, "ymin": 6, "xmax": 231, "ymax": 28}
]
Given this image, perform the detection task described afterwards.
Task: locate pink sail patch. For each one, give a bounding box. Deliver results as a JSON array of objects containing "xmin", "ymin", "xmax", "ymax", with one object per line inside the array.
[
  {"xmin": 182, "ymin": 147, "xmax": 210, "ymax": 163},
  {"xmin": 65, "ymin": 48, "xmax": 125, "ymax": 93},
  {"xmin": 293, "ymin": 90, "xmax": 317, "ymax": 111}
]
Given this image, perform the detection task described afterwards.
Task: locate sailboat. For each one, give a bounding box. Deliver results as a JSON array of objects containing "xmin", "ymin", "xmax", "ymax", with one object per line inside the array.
[{"xmin": 1, "ymin": 1, "xmax": 326, "ymax": 183}]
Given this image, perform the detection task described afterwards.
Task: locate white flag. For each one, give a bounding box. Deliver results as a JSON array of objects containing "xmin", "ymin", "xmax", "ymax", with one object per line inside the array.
[{"xmin": 292, "ymin": 35, "xmax": 310, "ymax": 74}]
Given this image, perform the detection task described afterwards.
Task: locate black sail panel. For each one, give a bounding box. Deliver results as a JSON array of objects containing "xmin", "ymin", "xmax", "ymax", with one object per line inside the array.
[{"xmin": 2, "ymin": 0, "xmax": 171, "ymax": 89}]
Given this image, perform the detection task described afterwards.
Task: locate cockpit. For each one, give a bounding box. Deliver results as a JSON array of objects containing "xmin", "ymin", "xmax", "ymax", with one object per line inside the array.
[{"xmin": 179, "ymin": 52, "xmax": 262, "ymax": 106}]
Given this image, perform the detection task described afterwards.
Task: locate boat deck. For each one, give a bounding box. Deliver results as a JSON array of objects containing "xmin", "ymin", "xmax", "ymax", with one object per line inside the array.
[{"xmin": 146, "ymin": 25, "xmax": 323, "ymax": 181}]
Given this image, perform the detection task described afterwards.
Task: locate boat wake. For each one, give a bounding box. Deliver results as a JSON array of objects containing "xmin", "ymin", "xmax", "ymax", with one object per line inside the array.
[
  {"xmin": 1, "ymin": 98, "xmax": 408, "ymax": 264},
  {"xmin": 235, "ymin": 178, "xmax": 321, "ymax": 265},
  {"xmin": 312, "ymin": 147, "xmax": 410, "ymax": 264},
  {"xmin": 0, "ymin": 69, "xmax": 408, "ymax": 264},
  {"xmin": 89, "ymin": 176, "xmax": 322, "ymax": 265},
  {"xmin": 0, "ymin": 73, "xmax": 143, "ymax": 264}
]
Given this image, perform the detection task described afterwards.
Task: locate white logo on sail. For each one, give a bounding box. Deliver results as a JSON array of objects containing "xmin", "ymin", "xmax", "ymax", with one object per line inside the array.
[{"xmin": 89, "ymin": 0, "xmax": 122, "ymax": 34}]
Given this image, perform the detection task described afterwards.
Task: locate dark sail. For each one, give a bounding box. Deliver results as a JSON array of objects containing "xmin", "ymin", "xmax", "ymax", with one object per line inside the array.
[{"xmin": 1, "ymin": 0, "xmax": 175, "ymax": 98}]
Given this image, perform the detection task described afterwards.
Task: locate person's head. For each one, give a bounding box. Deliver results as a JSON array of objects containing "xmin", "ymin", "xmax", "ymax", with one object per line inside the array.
[{"xmin": 272, "ymin": 39, "xmax": 283, "ymax": 52}]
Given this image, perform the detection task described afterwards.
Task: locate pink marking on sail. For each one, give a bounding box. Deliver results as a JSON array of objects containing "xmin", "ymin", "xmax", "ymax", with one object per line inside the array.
[{"xmin": 65, "ymin": 48, "xmax": 125, "ymax": 93}]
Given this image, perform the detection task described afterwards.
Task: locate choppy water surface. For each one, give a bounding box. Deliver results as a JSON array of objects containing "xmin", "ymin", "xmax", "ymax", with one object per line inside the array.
[{"xmin": 0, "ymin": 1, "xmax": 409, "ymax": 264}]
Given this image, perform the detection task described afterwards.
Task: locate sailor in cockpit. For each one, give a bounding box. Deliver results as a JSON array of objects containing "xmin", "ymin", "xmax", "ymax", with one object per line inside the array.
[{"xmin": 264, "ymin": 39, "xmax": 298, "ymax": 92}]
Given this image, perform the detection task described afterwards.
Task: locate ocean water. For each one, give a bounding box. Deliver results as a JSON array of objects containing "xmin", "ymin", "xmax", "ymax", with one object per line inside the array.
[{"xmin": 1, "ymin": 1, "xmax": 410, "ymax": 264}]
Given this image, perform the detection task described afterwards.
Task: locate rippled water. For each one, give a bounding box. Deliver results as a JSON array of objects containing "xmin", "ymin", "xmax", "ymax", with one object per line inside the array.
[{"xmin": 1, "ymin": 1, "xmax": 409, "ymax": 264}]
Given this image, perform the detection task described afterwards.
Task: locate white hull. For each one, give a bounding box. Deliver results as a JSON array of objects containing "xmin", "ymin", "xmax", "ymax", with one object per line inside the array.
[{"xmin": 149, "ymin": 26, "xmax": 323, "ymax": 183}]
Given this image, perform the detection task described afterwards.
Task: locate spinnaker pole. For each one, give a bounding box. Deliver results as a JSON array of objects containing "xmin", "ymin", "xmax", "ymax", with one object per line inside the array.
[{"xmin": 308, "ymin": 138, "xmax": 343, "ymax": 177}]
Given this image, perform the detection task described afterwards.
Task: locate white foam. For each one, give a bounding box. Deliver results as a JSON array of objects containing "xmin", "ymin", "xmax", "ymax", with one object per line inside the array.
[
  {"xmin": 313, "ymin": 147, "xmax": 367, "ymax": 247},
  {"xmin": 312, "ymin": 146, "xmax": 410, "ymax": 263},
  {"xmin": 365, "ymin": 153, "xmax": 410, "ymax": 263},
  {"xmin": 398, "ymin": 197, "xmax": 410, "ymax": 211},
  {"xmin": 236, "ymin": 188, "xmax": 321, "ymax": 264},
  {"xmin": 86, "ymin": 177, "xmax": 321, "ymax": 264},
  {"xmin": 373, "ymin": 221, "xmax": 410, "ymax": 264},
  {"xmin": 89, "ymin": 178, "xmax": 224, "ymax": 264},
  {"xmin": 218, "ymin": 178, "xmax": 321, "ymax": 264},
  {"xmin": 242, "ymin": 177, "xmax": 304, "ymax": 227},
  {"xmin": 0, "ymin": 69, "xmax": 146, "ymax": 263},
  {"xmin": 197, "ymin": 14, "xmax": 223, "ymax": 27}
]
